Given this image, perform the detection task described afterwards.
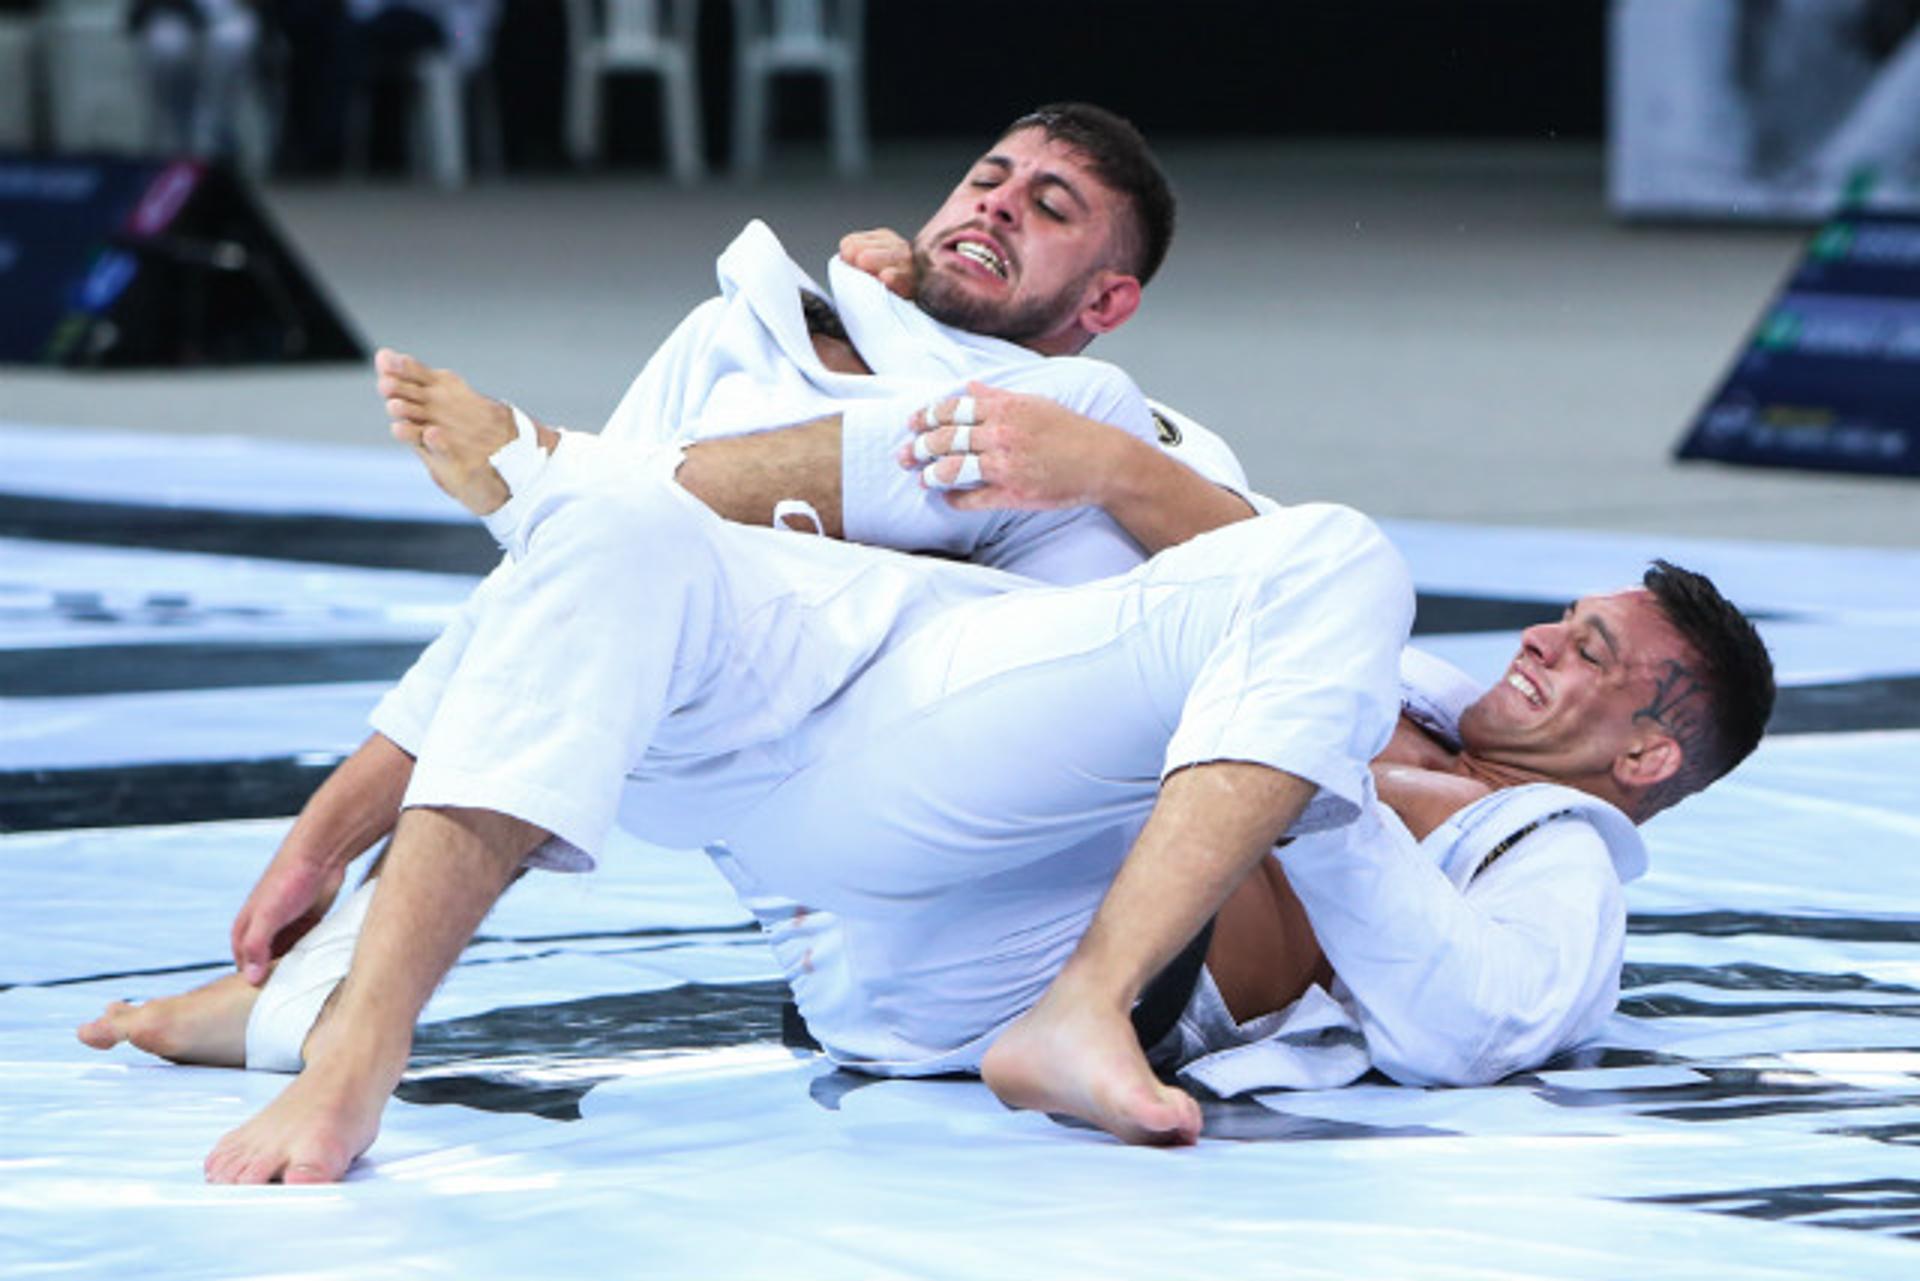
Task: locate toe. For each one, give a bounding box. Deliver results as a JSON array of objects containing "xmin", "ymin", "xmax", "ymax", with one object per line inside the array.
[
  {"xmin": 285, "ymin": 1153, "xmax": 345, "ymax": 1185},
  {"xmin": 76, "ymin": 1002, "xmax": 132, "ymax": 1049}
]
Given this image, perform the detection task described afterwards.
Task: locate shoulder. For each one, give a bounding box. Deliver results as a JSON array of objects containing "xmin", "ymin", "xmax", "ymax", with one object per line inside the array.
[
  {"xmin": 995, "ymin": 355, "xmax": 1145, "ymax": 407},
  {"xmin": 1450, "ymin": 784, "xmax": 1647, "ymax": 889},
  {"xmin": 1143, "ymin": 397, "xmax": 1260, "ymax": 497}
]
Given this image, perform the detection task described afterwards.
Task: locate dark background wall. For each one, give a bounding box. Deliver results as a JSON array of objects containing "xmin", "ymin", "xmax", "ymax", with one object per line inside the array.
[
  {"xmin": 862, "ymin": 0, "xmax": 1607, "ymax": 141},
  {"xmin": 498, "ymin": 0, "xmax": 1608, "ymax": 169}
]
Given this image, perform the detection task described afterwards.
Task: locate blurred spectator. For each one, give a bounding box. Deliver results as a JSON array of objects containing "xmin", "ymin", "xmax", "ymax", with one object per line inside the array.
[
  {"xmin": 125, "ymin": 0, "xmax": 262, "ymax": 159},
  {"xmin": 277, "ymin": 0, "xmax": 498, "ymax": 175}
]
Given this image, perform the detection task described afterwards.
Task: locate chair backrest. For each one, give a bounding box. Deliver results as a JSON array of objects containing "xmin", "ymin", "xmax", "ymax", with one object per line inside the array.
[
  {"xmin": 735, "ymin": 0, "xmax": 863, "ymax": 50},
  {"xmin": 570, "ymin": 0, "xmax": 700, "ymax": 59}
]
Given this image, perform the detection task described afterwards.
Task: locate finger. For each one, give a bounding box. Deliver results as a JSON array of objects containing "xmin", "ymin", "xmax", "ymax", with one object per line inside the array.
[
  {"xmin": 379, "ymin": 348, "xmax": 427, "ymax": 383},
  {"xmin": 941, "ymin": 485, "xmax": 999, "ymax": 511},
  {"xmin": 906, "ymin": 421, "xmax": 976, "ymax": 464},
  {"xmin": 922, "ymin": 454, "xmax": 984, "ymax": 490},
  {"xmin": 837, "ymin": 230, "xmax": 875, "ymax": 262},
  {"xmin": 879, "ymin": 266, "xmax": 913, "ymax": 298},
  {"xmin": 235, "ymin": 921, "xmax": 270, "ymax": 985},
  {"xmin": 913, "ymin": 393, "xmax": 978, "ymax": 433},
  {"xmin": 379, "ymin": 376, "xmax": 429, "ymax": 406}
]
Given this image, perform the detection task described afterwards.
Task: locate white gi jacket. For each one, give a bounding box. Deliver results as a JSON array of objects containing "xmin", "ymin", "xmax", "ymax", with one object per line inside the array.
[
  {"xmin": 1163, "ymin": 648, "xmax": 1647, "ymax": 1095},
  {"xmin": 375, "ymin": 221, "xmax": 1269, "ymax": 754}
]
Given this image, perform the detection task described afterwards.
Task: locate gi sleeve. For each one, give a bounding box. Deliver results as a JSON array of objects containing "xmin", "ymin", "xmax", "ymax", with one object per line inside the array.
[
  {"xmin": 1278, "ymin": 805, "xmax": 1627, "ymax": 1086},
  {"xmin": 841, "ymin": 356, "xmax": 1162, "ymax": 575}
]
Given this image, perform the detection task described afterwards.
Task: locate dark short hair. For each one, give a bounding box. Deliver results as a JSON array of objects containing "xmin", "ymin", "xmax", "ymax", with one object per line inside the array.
[
  {"xmin": 1002, "ymin": 103, "xmax": 1177, "ymax": 287},
  {"xmin": 1641, "ymin": 560, "xmax": 1775, "ymax": 802}
]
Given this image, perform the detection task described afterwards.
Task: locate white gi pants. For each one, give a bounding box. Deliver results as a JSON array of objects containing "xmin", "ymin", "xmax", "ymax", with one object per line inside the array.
[
  {"xmin": 369, "ymin": 448, "xmax": 1413, "ymax": 1069},
  {"xmin": 401, "ymin": 444, "xmax": 1407, "ymax": 881}
]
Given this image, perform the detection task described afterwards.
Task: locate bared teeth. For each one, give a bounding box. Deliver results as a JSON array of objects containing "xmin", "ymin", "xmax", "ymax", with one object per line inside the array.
[
  {"xmin": 1506, "ymin": 671, "xmax": 1543, "ymax": 707},
  {"xmin": 954, "ymin": 239, "xmax": 1007, "ymax": 279}
]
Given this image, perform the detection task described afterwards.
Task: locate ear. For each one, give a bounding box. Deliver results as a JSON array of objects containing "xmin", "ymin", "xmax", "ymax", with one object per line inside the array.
[
  {"xmin": 1077, "ymin": 271, "xmax": 1142, "ymax": 337},
  {"xmin": 1613, "ymin": 732, "xmax": 1683, "ymax": 794}
]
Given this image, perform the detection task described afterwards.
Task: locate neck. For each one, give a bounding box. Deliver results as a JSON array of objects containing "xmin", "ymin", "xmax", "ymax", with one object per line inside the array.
[
  {"xmin": 811, "ymin": 331, "xmax": 872, "ymax": 376},
  {"xmin": 1020, "ymin": 326, "xmax": 1093, "ymax": 358},
  {"xmin": 1454, "ymin": 751, "xmax": 1637, "ymax": 819}
]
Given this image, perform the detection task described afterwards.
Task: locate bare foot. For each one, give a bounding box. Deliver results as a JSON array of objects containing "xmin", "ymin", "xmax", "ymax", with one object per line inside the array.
[
  {"xmin": 77, "ymin": 973, "xmax": 260, "ymax": 1068},
  {"xmin": 203, "ymin": 993, "xmax": 409, "ymax": 1186},
  {"xmin": 202, "ymin": 1054, "xmax": 398, "ymax": 1184},
  {"xmin": 980, "ymin": 984, "xmax": 1203, "ymax": 1146},
  {"xmin": 375, "ymin": 347, "xmax": 516, "ymax": 516}
]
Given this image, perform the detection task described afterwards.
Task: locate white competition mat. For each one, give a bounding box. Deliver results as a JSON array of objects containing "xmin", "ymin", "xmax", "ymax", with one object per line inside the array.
[{"xmin": 4, "ymin": 426, "xmax": 1920, "ymax": 1278}]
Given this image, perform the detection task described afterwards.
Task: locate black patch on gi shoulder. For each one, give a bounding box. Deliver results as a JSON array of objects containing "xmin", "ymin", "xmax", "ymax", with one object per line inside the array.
[
  {"xmin": 1150, "ymin": 409, "xmax": 1182, "ymax": 447},
  {"xmin": 0, "ymin": 492, "xmax": 498, "ymax": 573}
]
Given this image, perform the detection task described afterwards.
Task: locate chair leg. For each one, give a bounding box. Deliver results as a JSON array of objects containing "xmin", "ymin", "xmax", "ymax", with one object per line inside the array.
[
  {"xmin": 417, "ymin": 58, "xmax": 464, "ymax": 188},
  {"xmin": 829, "ymin": 57, "xmax": 866, "ymax": 177},
  {"xmin": 470, "ymin": 68, "xmax": 505, "ymax": 179},
  {"xmin": 567, "ymin": 58, "xmax": 601, "ymax": 166},
  {"xmin": 732, "ymin": 57, "xmax": 766, "ymax": 178},
  {"xmin": 662, "ymin": 55, "xmax": 705, "ymax": 183},
  {"xmin": 344, "ymin": 79, "xmax": 372, "ymax": 178}
]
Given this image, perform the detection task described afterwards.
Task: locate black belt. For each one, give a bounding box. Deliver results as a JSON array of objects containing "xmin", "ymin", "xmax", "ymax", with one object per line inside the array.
[{"xmin": 1129, "ymin": 919, "xmax": 1215, "ymax": 1053}]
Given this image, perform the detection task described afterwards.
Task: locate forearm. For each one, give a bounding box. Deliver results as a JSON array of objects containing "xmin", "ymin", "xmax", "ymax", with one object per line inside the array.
[
  {"xmin": 672, "ymin": 415, "xmax": 846, "ymax": 537},
  {"xmin": 1058, "ymin": 761, "xmax": 1318, "ymax": 1007},
  {"xmin": 283, "ymin": 733, "xmax": 413, "ymax": 872},
  {"xmin": 1092, "ymin": 431, "xmax": 1256, "ymax": 554}
]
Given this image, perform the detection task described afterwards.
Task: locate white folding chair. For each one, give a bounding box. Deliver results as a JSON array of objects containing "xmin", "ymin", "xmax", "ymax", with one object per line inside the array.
[
  {"xmin": 345, "ymin": 49, "xmax": 503, "ymax": 190},
  {"xmin": 42, "ymin": 0, "xmax": 146, "ymax": 154},
  {"xmin": 43, "ymin": 0, "xmax": 275, "ymax": 174},
  {"xmin": 564, "ymin": 0, "xmax": 704, "ymax": 183},
  {"xmin": 730, "ymin": 0, "xmax": 866, "ymax": 179}
]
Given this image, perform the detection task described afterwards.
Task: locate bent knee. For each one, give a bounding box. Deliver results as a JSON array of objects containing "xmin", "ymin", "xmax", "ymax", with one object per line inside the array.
[
  {"xmin": 526, "ymin": 475, "xmax": 714, "ymax": 567},
  {"xmin": 1230, "ymin": 502, "xmax": 1412, "ymax": 629}
]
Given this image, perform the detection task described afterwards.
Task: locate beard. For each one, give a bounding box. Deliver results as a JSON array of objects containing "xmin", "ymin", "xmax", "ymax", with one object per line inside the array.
[{"xmin": 910, "ymin": 241, "xmax": 1092, "ymax": 344}]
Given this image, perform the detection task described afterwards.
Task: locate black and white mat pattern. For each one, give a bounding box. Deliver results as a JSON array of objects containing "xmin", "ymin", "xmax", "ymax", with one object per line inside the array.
[{"xmin": 4, "ymin": 423, "xmax": 1919, "ymax": 1279}]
